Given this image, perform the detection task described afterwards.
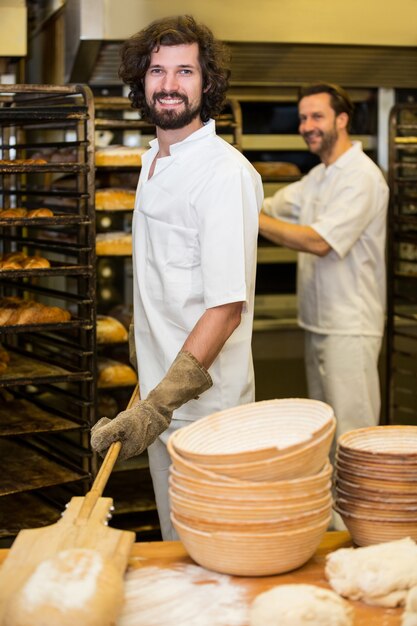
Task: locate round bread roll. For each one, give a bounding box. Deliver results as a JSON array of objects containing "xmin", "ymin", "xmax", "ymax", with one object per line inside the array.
[
  {"xmin": 0, "ymin": 208, "xmax": 28, "ymax": 218},
  {"xmin": 0, "ymin": 261, "xmax": 22, "ymax": 270},
  {"xmin": 27, "ymin": 208, "xmax": 54, "ymax": 218},
  {"xmin": 249, "ymin": 584, "xmax": 354, "ymax": 626},
  {"xmin": 97, "ymin": 315, "xmax": 129, "ymax": 343},
  {"xmin": 22, "ymin": 257, "xmax": 51, "ymax": 269},
  {"xmin": 3, "ymin": 548, "xmax": 124, "ymax": 626}
]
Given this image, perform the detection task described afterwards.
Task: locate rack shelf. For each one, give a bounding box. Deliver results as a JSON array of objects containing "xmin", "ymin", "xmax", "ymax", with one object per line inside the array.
[
  {"xmin": 0, "ymin": 83, "xmax": 97, "ymax": 544},
  {"xmin": 386, "ymin": 103, "xmax": 417, "ymax": 426}
]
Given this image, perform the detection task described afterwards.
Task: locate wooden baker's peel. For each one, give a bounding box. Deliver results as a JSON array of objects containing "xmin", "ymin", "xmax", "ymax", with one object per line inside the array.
[{"xmin": 0, "ymin": 385, "xmax": 139, "ymax": 625}]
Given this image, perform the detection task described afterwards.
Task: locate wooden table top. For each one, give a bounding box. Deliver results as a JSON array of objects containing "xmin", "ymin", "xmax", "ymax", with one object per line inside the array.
[{"xmin": 0, "ymin": 531, "xmax": 403, "ymax": 625}]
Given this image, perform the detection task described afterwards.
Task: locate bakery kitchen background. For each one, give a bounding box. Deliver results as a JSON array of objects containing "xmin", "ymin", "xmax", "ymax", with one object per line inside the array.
[{"xmin": 0, "ymin": 0, "xmax": 417, "ymax": 547}]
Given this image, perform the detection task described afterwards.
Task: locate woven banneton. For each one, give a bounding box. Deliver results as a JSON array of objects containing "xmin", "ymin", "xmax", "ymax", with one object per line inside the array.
[
  {"xmin": 169, "ymin": 463, "xmax": 332, "ymax": 498},
  {"xmin": 335, "ymin": 483, "xmax": 417, "ymax": 512},
  {"xmin": 335, "ymin": 458, "xmax": 417, "ymax": 481},
  {"xmin": 336, "ymin": 478, "xmax": 417, "ymax": 502},
  {"xmin": 171, "ymin": 399, "xmax": 334, "ymax": 465},
  {"xmin": 336, "ymin": 447, "xmax": 417, "ymax": 470},
  {"xmin": 171, "ymin": 503, "xmax": 332, "ymax": 534},
  {"xmin": 167, "ymin": 437, "xmax": 241, "ymax": 483},
  {"xmin": 335, "ymin": 467, "xmax": 417, "ymax": 493},
  {"xmin": 185, "ymin": 421, "xmax": 335, "ymax": 482},
  {"xmin": 338, "ymin": 425, "xmax": 417, "ymax": 459},
  {"xmin": 334, "ymin": 506, "xmax": 417, "ymax": 546},
  {"xmin": 169, "ymin": 473, "xmax": 332, "ymax": 506},
  {"xmin": 335, "ymin": 497, "xmax": 417, "ymax": 520},
  {"xmin": 169, "ymin": 486, "xmax": 332, "ymax": 522},
  {"xmin": 171, "ymin": 513, "xmax": 331, "ymax": 576}
]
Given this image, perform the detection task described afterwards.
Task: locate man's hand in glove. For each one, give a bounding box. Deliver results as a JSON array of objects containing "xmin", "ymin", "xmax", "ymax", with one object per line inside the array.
[{"xmin": 90, "ymin": 351, "xmax": 212, "ymax": 461}]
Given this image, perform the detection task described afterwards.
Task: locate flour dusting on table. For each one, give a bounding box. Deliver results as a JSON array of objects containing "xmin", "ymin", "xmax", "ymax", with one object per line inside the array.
[{"xmin": 117, "ymin": 563, "xmax": 249, "ymax": 626}]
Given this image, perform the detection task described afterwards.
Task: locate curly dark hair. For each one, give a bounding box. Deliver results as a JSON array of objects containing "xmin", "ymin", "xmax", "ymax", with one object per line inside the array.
[{"xmin": 119, "ymin": 15, "xmax": 231, "ymax": 123}]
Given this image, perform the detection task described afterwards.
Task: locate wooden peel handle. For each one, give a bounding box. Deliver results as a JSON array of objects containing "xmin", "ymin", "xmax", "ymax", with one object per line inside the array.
[{"xmin": 76, "ymin": 384, "xmax": 140, "ymax": 522}]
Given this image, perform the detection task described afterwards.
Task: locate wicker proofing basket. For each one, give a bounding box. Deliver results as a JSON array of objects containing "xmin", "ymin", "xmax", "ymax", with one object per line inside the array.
[
  {"xmin": 183, "ymin": 420, "xmax": 336, "ymax": 482},
  {"xmin": 171, "ymin": 398, "xmax": 335, "ymax": 465},
  {"xmin": 169, "ymin": 485, "xmax": 332, "ymax": 522},
  {"xmin": 171, "ymin": 513, "xmax": 331, "ymax": 576},
  {"xmin": 169, "ymin": 473, "xmax": 333, "ymax": 506},
  {"xmin": 168, "ymin": 462, "xmax": 333, "ymax": 499},
  {"xmin": 334, "ymin": 506, "xmax": 417, "ymax": 546},
  {"xmin": 338, "ymin": 425, "xmax": 417, "ymax": 460},
  {"xmin": 171, "ymin": 503, "xmax": 332, "ymax": 534}
]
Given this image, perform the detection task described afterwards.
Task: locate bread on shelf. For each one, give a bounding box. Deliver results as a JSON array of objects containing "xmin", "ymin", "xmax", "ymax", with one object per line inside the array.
[
  {"xmin": 0, "ymin": 208, "xmax": 28, "ymax": 218},
  {"xmin": 0, "ymin": 158, "xmax": 47, "ymax": 165},
  {"xmin": 27, "ymin": 208, "xmax": 54, "ymax": 218},
  {"xmin": 95, "ymin": 146, "xmax": 146, "ymax": 167},
  {"xmin": 0, "ymin": 252, "xmax": 51, "ymax": 271},
  {"xmin": 96, "ymin": 232, "xmax": 132, "ymax": 256},
  {"xmin": 0, "ymin": 296, "xmax": 71, "ymax": 326},
  {"xmin": 0, "ymin": 207, "xmax": 54, "ymax": 219},
  {"xmin": 95, "ymin": 188, "xmax": 136, "ymax": 211},
  {"xmin": 97, "ymin": 315, "xmax": 129, "ymax": 344},
  {"xmin": 97, "ymin": 357, "xmax": 137, "ymax": 388},
  {"xmin": 252, "ymin": 161, "xmax": 301, "ymax": 178}
]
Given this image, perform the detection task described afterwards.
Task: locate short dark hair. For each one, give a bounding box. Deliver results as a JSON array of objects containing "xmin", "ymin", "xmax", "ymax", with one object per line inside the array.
[
  {"xmin": 119, "ymin": 15, "xmax": 231, "ymax": 122},
  {"xmin": 298, "ymin": 82, "xmax": 354, "ymax": 125}
]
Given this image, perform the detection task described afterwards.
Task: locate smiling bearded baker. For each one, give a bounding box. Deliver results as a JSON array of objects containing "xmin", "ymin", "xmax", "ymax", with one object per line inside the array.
[
  {"xmin": 259, "ymin": 83, "xmax": 389, "ymax": 501},
  {"xmin": 91, "ymin": 15, "xmax": 263, "ymax": 540}
]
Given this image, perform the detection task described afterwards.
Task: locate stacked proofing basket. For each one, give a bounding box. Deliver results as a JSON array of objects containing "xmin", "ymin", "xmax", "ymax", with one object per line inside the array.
[
  {"xmin": 167, "ymin": 399, "xmax": 336, "ymax": 576},
  {"xmin": 334, "ymin": 425, "xmax": 417, "ymax": 546}
]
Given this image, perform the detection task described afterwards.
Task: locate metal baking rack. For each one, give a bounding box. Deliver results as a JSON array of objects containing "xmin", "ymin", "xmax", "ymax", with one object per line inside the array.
[
  {"xmin": 385, "ymin": 103, "xmax": 417, "ymax": 425},
  {"xmin": 0, "ymin": 84, "xmax": 97, "ymax": 545}
]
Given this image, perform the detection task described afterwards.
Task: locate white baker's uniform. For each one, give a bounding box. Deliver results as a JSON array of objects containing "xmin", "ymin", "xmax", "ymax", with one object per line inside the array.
[
  {"xmin": 263, "ymin": 142, "xmax": 389, "ymax": 447},
  {"xmin": 132, "ymin": 120, "xmax": 263, "ymax": 538}
]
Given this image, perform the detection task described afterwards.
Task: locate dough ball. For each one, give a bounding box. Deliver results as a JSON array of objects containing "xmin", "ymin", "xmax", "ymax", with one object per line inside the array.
[
  {"xmin": 3, "ymin": 548, "xmax": 124, "ymax": 626},
  {"xmin": 249, "ymin": 584, "xmax": 354, "ymax": 626},
  {"xmin": 325, "ymin": 537, "xmax": 417, "ymax": 607}
]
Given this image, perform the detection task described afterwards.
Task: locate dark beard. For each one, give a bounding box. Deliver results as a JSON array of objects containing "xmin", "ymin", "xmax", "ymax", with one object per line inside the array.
[
  {"xmin": 144, "ymin": 91, "xmax": 202, "ymax": 130},
  {"xmin": 302, "ymin": 125, "xmax": 338, "ymax": 158}
]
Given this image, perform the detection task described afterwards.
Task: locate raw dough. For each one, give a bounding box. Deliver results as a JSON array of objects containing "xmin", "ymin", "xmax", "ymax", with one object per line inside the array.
[
  {"xmin": 325, "ymin": 537, "xmax": 417, "ymax": 607},
  {"xmin": 249, "ymin": 584, "xmax": 353, "ymax": 626},
  {"xmin": 403, "ymin": 586, "xmax": 417, "ymax": 626},
  {"xmin": 3, "ymin": 548, "xmax": 124, "ymax": 626}
]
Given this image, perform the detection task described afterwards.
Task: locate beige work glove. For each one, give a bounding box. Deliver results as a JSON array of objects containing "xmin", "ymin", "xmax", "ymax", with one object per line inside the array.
[{"xmin": 90, "ymin": 351, "xmax": 212, "ymax": 461}]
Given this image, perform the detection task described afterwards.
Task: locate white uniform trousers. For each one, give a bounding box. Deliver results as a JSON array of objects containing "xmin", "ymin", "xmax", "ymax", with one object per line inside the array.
[
  {"xmin": 304, "ymin": 332, "xmax": 382, "ymax": 531},
  {"xmin": 304, "ymin": 332, "xmax": 382, "ymax": 454},
  {"xmin": 147, "ymin": 419, "xmax": 191, "ymax": 541}
]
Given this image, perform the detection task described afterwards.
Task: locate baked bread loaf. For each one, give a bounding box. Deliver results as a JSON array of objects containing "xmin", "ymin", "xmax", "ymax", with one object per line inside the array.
[
  {"xmin": 97, "ymin": 357, "xmax": 137, "ymax": 388},
  {"xmin": 252, "ymin": 161, "xmax": 301, "ymax": 178},
  {"xmin": 97, "ymin": 315, "xmax": 128, "ymax": 344},
  {"xmin": 0, "ymin": 296, "xmax": 70, "ymax": 326},
  {"xmin": 0, "ymin": 208, "xmax": 28, "ymax": 218},
  {"xmin": 0, "ymin": 207, "xmax": 54, "ymax": 219},
  {"xmin": 0, "ymin": 252, "xmax": 51, "ymax": 270},
  {"xmin": 27, "ymin": 208, "xmax": 54, "ymax": 218},
  {"xmin": 95, "ymin": 146, "xmax": 146, "ymax": 166},
  {"xmin": 96, "ymin": 232, "xmax": 132, "ymax": 256},
  {"xmin": 95, "ymin": 188, "xmax": 136, "ymax": 210},
  {"xmin": 0, "ymin": 158, "xmax": 47, "ymax": 165}
]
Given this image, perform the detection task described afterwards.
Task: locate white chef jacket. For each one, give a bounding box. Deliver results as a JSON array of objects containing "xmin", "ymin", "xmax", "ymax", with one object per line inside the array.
[
  {"xmin": 263, "ymin": 142, "xmax": 389, "ymax": 336},
  {"xmin": 132, "ymin": 120, "xmax": 263, "ymax": 421}
]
